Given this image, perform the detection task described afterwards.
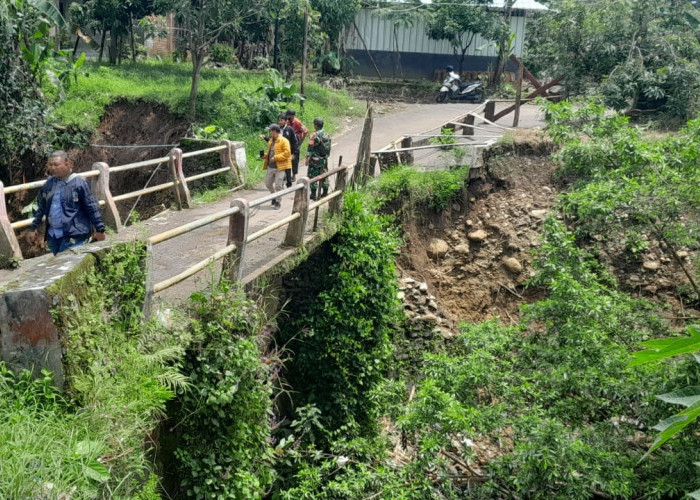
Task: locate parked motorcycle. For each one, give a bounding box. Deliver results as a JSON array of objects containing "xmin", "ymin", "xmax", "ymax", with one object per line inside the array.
[{"xmin": 436, "ymin": 69, "xmax": 485, "ymax": 103}]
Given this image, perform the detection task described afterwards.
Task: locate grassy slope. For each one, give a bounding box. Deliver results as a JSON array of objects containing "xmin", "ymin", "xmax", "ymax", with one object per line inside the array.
[{"xmin": 49, "ymin": 61, "xmax": 363, "ymax": 183}]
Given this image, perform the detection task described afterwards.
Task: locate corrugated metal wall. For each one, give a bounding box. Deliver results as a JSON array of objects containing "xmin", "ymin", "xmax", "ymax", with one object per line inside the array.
[{"xmin": 346, "ymin": 8, "xmax": 527, "ymax": 58}]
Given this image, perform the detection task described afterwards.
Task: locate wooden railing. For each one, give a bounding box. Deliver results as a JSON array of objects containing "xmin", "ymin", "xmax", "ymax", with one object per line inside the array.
[
  {"xmin": 142, "ymin": 163, "xmax": 348, "ymax": 317},
  {"xmin": 0, "ymin": 140, "xmax": 245, "ymax": 260}
]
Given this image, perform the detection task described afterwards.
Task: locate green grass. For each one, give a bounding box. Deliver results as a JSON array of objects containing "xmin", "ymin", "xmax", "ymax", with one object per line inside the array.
[{"xmin": 49, "ymin": 61, "xmax": 363, "ymax": 188}]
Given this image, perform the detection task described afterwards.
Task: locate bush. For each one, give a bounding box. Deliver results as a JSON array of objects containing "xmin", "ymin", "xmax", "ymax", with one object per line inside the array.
[{"xmin": 209, "ymin": 43, "xmax": 236, "ymax": 64}]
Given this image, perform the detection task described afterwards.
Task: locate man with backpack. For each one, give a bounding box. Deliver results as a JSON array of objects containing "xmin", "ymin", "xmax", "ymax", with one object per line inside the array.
[
  {"xmin": 286, "ymin": 109, "xmax": 308, "ymax": 181},
  {"xmin": 305, "ymin": 117, "xmax": 331, "ymax": 200}
]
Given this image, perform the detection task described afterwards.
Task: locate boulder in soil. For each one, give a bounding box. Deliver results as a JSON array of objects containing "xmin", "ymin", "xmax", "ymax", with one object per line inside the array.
[{"xmin": 427, "ymin": 238, "xmax": 450, "ymax": 259}]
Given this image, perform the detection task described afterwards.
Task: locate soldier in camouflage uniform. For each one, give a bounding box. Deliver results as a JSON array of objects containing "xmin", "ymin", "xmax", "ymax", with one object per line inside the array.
[{"xmin": 305, "ymin": 117, "xmax": 331, "ymax": 200}]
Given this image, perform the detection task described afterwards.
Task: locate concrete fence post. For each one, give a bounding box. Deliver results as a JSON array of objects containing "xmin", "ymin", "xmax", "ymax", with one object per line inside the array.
[
  {"xmin": 400, "ymin": 136, "xmax": 414, "ymax": 165},
  {"xmin": 330, "ymin": 169, "xmax": 347, "ymax": 215},
  {"xmin": 283, "ymin": 178, "xmax": 311, "ymax": 247},
  {"xmin": 90, "ymin": 162, "xmax": 122, "ymax": 232},
  {"xmin": 224, "ymin": 198, "xmax": 249, "ymax": 283},
  {"xmin": 0, "ymin": 182, "xmax": 22, "ymax": 261},
  {"xmin": 220, "ymin": 139, "xmax": 242, "ymax": 185},
  {"xmin": 463, "ymin": 114, "xmax": 475, "ymax": 136},
  {"xmin": 485, "ymin": 101, "xmax": 496, "ymax": 122},
  {"xmin": 142, "ymin": 241, "xmax": 155, "ymax": 320},
  {"xmin": 230, "ymin": 141, "xmax": 247, "ymax": 185},
  {"xmin": 169, "ymin": 148, "xmax": 190, "ymax": 209}
]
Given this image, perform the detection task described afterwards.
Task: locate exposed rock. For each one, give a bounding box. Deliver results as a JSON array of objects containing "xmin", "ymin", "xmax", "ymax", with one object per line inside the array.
[
  {"xmin": 427, "ymin": 300, "xmax": 438, "ymax": 311},
  {"xmin": 643, "ymin": 261, "xmax": 661, "ymax": 271},
  {"xmin": 502, "ymin": 257, "xmax": 523, "ymax": 274},
  {"xmin": 542, "ymin": 186, "xmax": 552, "ymax": 193},
  {"xmin": 418, "ymin": 282, "xmax": 429, "ymax": 292},
  {"xmin": 397, "ymin": 291, "xmax": 405, "ymax": 300},
  {"xmin": 530, "ymin": 209, "xmax": 548, "ymax": 219},
  {"xmin": 436, "ymin": 328, "xmax": 456, "ymax": 340},
  {"xmin": 467, "ymin": 229, "xmax": 487, "ymax": 242},
  {"xmin": 677, "ymin": 250, "xmax": 689, "ymax": 259},
  {"xmin": 418, "ymin": 313, "xmax": 439, "ymax": 324},
  {"xmin": 454, "ymin": 243, "xmax": 470, "ymax": 255},
  {"xmin": 427, "ymin": 238, "xmax": 450, "ymax": 259},
  {"xmin": 465, "ymin": 219, "xmax": 474, "ymax": 226}
]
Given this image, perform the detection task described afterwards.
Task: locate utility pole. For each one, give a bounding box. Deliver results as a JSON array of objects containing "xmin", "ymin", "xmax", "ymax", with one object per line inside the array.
[{"xmin": 300, "ymin": 3, "xmax": 309, "ymax": 97}]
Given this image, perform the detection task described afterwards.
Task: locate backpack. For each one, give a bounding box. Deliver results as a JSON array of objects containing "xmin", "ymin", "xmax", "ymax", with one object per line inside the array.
[{"xmin": 316, "ymin": 131, "xmax": 331, "ymax": 157}]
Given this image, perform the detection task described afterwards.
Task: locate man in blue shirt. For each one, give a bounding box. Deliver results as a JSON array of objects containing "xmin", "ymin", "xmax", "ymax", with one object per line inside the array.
[{"xmin": 26, "ymin": 151, "xmax": 106, "ymax": 255}]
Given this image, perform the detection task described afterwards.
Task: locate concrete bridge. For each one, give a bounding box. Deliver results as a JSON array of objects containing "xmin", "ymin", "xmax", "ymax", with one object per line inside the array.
[{"xmin": 0, "ymin": 101, "xmax": 545, "ymax": 386}]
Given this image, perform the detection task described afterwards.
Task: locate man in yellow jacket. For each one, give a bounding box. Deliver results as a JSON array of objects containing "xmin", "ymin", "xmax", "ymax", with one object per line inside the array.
[{"xmin": 263, "ymin": 124, "xmax": 292, "ymax": 209}]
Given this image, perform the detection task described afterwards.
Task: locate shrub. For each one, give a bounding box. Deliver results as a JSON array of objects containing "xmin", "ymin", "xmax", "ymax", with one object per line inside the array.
[{"xmin": 209, "ymin": 43, "xmax": 235, "ymax": 64}]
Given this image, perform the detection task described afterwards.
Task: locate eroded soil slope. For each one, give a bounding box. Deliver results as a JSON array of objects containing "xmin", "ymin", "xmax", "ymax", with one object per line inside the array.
[{"xmin": 399, "ymin": 133, "xmax": 700, "ymax": 329}]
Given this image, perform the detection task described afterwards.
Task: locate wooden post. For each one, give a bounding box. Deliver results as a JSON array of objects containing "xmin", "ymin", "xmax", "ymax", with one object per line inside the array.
[
  {"xmin": 353, "ymin": 102, "xmax": 374, "ymax": 186},
  {"xmin": 90, "ymin": 162, "xmax": 122, "ymax": 232},
  {"xmin": 225, "ymin": 198, "xmax": 249, "ymax": 283},
  {"xmin": 400, "ymin": 136, "xmax": 413, "ymax": 165},
  {"xmin": 485, "ymin": 101, "xmax": 496, "ymax": 122},
  {"xmin": 0, "ymin": 182, "xmax": 22, "ymax": 260},
  {"xmin": 513, "ymin": 59, "xmax": 524, "ymax": 128},
  {"xmin": 330, "ymin": 168, "xmax": 347, "ymax": 215},
  {"xmin": 463, "ymin": 114, "xmax": 475, "ymax": 136},
  {"xmin": 283, "ymin": 178, "xmax": 310, "ymax": 247},
  {"xmin": 492, "ymin": 77, "xmax": 563, "ymax": 122},
  {"xmin": 169, "ymin": 148, "xmax": 191, "ymax": 209}
]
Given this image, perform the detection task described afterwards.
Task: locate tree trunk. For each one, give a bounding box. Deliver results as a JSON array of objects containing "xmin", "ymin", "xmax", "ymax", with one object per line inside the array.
[
  {"xmin": 72, "ymin": 32, "xmax": 80, "ymax": 58},
  {"xmin": 109, "ymin": 30, "xmax": 118, "ymax": 65},
  {"xmin": 188, "ymin": 51, "xmax": 204, "ymax": 121},
  {"xmin": 273, "ymin": 13, "xmax": 280, "ymax": 70},
  {"xmin": 98, "ymin": 25, "xmax": 106, "ymax": 62},
  {"xmin": 130, "ymin": 14, "xmax": 136, "ymax": 63}
]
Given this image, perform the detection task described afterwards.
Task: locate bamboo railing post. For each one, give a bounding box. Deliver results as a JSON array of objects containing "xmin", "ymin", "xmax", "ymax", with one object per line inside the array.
[
  {"xmin": 330, "ymin": 168, "xmax": 347, "ymax": 215},
  {"xmin": 0, "ymin": 182, "xmax": 22, "ymax": 260},
  {"xmin": 225, "ymin": 198, "xmax": 249, "ymax": 283},
  {"xmin": 91, "ymin": 162, "xmax": 122, "ymax": 232},
  {"xmin": 283, "ymin": 178, "xmax": 310, "ymax": 247},
  {"xmin": 169, "ymin": 148, "xmax": 191, "ymax": 209}
]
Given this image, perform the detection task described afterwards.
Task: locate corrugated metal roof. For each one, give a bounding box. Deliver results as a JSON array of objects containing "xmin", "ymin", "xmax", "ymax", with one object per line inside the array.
[{"xmin": 490, "ymin": 0, "xmax": 548, "ymax": 11}]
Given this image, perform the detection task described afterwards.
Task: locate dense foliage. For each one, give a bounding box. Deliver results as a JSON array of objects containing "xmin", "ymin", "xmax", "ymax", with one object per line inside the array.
[
  {"xmin": 281, "ymin": 193, "xmax": 401, "ymax": 437},
  {"xmin": 0, "ymin": 242, "xmax": 184, "ymax": 498},
  {"xmin": 527, "ymin": 0, "xmax": 700, "ymax": 118},
  {"xmin": 169, "ymin": 284, "xmax": 275, "ymax": 499}
]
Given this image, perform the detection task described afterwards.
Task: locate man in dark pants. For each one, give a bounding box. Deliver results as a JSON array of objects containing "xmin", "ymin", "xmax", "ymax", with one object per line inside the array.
[
  {"xmin": 305, "ymin": 117, "xmax": 331, "ymax": 200},
  {"xmin": 260, "ymin": 114, "xmax": 299, "ymax": 187},
  {"xmin": 26, "ymin": 151, "xmax": 106, "ymax": 254},
  {"xmin": 286, "ymin": 109, "xmax": 308, "ymax": 181}
]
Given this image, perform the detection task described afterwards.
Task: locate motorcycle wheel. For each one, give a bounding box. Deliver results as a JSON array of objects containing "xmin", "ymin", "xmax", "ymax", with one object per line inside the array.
[
  {"xmin": 436, "ymin": 91, "xmax": 448, "ymax": 103},
  {"xmin": 474, "ymin": 88, "xmax": 486, "ymax": 104}
]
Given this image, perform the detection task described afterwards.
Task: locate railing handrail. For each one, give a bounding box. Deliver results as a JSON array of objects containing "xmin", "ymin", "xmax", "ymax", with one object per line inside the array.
[
  {"xmin": 1, "ymin": 142, "xmax": 240, "ymax": 244},
  {"xmin": 144, "ymin": 163, "xmax": 350, "ymax": 309}
]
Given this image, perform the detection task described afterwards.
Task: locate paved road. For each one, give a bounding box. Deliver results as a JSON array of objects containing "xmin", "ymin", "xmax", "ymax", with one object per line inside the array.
[{"xmin": 0, "ymin": 102, "xmax": 545, "ymax": 303}]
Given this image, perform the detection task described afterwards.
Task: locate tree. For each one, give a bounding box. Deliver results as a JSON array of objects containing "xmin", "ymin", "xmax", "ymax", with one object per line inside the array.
[
  {"xmin": 173, "ymin": 0, "xmax": 262, "ymax": 121},
  {"xmin": 425, "ymin": 0, "xmax": 504, "ymax": 73},
  {"xmin": 0, "ymin": 0, "xmax": 67, "ymax": 184},
  {"xmin": 527, "ymin": 0, "xmax": 700, "ymax": 118},
  {"xmin": 373, "ymin": 1, "xmax": 423, "ymax": 80}
]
